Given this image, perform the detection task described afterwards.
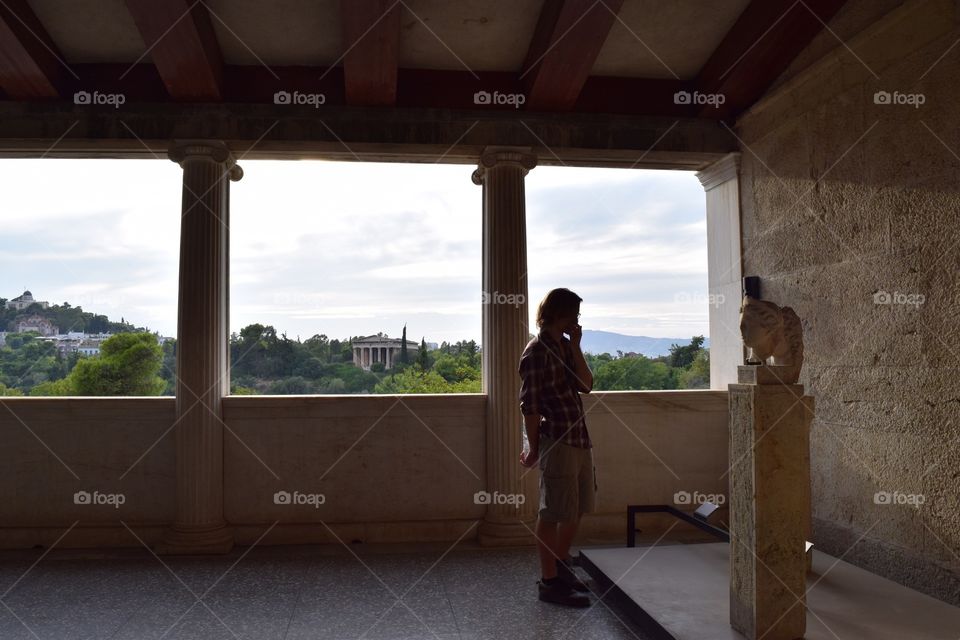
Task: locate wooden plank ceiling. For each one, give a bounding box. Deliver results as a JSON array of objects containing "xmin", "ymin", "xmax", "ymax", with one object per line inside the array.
[{"xmin": 0, "ymin": 0, "xmax": 849, "ymax": 121}]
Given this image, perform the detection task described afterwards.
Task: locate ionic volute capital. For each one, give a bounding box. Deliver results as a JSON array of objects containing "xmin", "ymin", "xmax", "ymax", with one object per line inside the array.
[
  {"xmin": 472, "ymin": 147, "xmax": 537, "ymax": 185},
  {"xmin": 168, "ymin": 140, "xmax": 243, "ymax": 182}
]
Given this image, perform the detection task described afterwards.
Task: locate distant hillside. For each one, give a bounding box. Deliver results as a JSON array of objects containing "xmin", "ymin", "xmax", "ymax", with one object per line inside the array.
[
  {"xmin": 581, "ymin": 330, "xmax": 710, "ymax": 358},
  {"xmin": 0, "ymin": 297, "xmax": 142, "ymax": 336}
]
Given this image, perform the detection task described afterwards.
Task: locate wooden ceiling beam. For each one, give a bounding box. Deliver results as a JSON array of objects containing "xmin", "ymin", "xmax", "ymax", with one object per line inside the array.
[
  {"xmin": 124, "ymin": 0, "xmax": 224, "ymax": 101},
  {"xmin": 341, "ymin": 0, "xmax": 401, "ymax": 106},
  {"xmin": 0, "ymin": 0, "xmax": 66, "ymax": 99},
  {"xmin": 696, "ymin": 0, "xmax": 849, "ymax": 119},
  {"xmin": 521, "ymin": 0, "xmax": 625, "ymax": 111}
]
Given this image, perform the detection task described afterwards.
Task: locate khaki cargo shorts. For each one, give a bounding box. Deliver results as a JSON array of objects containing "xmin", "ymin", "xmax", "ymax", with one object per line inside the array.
[{"xmin": 537, "ymin": 434, "xmax": 597, "ymax": 523}]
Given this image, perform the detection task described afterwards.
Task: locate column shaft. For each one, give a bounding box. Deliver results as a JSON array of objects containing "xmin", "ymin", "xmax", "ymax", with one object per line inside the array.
[
  {"xmin": 159, "ymin": 141, "xmax": 242, "ymax": 555},
  {"xmin": 473, "ymin": 148, "xmax": 538, "ymax": 545}
]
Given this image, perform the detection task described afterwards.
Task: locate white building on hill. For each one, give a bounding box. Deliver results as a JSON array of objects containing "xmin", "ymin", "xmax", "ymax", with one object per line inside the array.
[{"xmin": 6, "ymin": 290, "xmax": 49, "ymax": 311}]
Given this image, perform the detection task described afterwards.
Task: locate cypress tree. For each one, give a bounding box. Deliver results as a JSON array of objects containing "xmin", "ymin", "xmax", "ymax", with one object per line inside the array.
[{"xmin": 417, "ymin": 337, "xmax": 429, "ymax": 371}]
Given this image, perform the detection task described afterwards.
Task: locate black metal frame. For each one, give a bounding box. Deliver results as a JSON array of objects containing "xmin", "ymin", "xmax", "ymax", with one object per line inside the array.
[{"xmin": 626, "ymin": 504, "xmax": 729, "ymax": 546}]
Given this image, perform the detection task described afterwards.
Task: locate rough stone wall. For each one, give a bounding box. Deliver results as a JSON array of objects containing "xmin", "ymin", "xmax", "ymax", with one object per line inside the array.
[{"xmin": 736, "ymin": 0, "xmax": 960, "ymax": 604}]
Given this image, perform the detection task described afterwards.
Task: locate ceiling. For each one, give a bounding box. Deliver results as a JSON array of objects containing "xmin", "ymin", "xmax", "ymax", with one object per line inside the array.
[{"xmin": 0, "ymin": 0, "xmax": 849, "ymax": 120}]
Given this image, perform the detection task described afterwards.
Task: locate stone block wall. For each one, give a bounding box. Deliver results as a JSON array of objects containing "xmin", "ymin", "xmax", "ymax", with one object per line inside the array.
[{"xmin": 736, "ymin": 0, "xmax": 960, "ymax": 604}]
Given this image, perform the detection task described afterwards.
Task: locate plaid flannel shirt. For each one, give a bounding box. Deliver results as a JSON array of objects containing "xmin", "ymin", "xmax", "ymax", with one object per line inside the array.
[{"xmin": 518, "ymin": 329, "xmax": 592, "ymax": 448}]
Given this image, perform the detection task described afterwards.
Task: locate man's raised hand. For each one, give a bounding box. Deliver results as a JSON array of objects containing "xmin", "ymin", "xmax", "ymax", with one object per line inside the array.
[{"xmin": 520, "ymin": 448, "xmax": 538, "ymax": 467}]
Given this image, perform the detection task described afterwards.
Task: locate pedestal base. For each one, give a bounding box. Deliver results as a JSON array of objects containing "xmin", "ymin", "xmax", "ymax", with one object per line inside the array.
[
  {"xmin": 738, "ymin": 364, "xmax": 801, "ymax": 385},
  {"xmin": 156, "ymin": 522, "xmax": 235, "ymax": 555},
  {"xmin": 729, "ymin": 368, "xmax": 813, "ymax": 640}
]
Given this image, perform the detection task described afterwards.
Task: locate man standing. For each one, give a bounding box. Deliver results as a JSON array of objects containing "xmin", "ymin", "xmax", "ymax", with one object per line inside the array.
[{"xmin": 518, "ymin": 288, "xmax": 596, "ymax": 607}]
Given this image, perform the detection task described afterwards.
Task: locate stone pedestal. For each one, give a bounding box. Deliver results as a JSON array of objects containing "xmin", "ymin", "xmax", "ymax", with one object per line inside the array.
[
  {"xmin": 158, "ymin": 141, "xmax": 243, "ymax": 555},
  {"xmin": 728, "ymin": 365, "xmax": 813, "ymax": 640},
  {"xmin": 472, "ymin": 148, "xmax": 538, "ymax": 546}
]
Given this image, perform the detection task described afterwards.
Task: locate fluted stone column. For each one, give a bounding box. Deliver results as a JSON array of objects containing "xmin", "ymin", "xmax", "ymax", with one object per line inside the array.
[
  {"xmin": 472, "ymin": 148, "xmax": 538, "ymax": 546},
  {"xmin": 158, "ymin": 141, "xmax": 242, "ymax": 555}
]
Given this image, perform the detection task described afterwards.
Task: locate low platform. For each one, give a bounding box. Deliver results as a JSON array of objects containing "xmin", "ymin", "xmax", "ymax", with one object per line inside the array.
[{"xmin": 581, "ymin": 543, "xmax": 960, "ymax": 640}]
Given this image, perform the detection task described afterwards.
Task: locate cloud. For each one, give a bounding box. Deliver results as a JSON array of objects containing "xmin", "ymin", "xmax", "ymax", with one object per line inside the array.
[{"xmin": 0, "ymin": 159, "xmax": 710, "ymax": 342}]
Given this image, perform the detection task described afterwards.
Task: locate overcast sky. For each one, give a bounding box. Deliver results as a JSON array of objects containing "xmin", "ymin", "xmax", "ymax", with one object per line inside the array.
[{"xmin": 0, "ymin": 158, "xmax": 709, "ymax": 344}]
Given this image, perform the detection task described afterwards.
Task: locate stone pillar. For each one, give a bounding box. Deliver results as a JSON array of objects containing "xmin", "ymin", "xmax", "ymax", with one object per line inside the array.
[
  {"xmin": 696, "ymin": 153, "xmax": 744, "ymax": 389},
  {"xmin": 728, "ymin": 365, "xmax": 813, "ymax": 639},
  {"xmin": 159, "ymin": 141, "xmax": 242, "ymax": 555},
  {"xmin": 472, "ymin": 147, "xmax": 538, "ymax": 546}
]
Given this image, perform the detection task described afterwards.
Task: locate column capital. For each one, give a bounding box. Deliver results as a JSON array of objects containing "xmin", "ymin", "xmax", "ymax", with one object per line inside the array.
[
  {"xmin": 696, "ymin": 152, "xmax": 740, "ymax": 191},
  {"xmin": 471, "ymin": 147, "xmax": 537, "ymax": 185},
  {"xmin": 168, "ymin": 140, "xmax": 244, "ymax": 181}
]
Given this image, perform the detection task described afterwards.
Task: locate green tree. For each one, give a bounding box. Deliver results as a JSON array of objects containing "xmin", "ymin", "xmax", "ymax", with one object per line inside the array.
[
  {"xmin": 328, "ymin": 337, "xmax": 353, "ymax": 363},
  {"xmin": 230, "ymin": 385, "xmax": 258, "ymax": 395},
  {"xmin": 416, "ymin": 338, "xmax": 429, "ymax": 371},
  {"xmin": 0, "ymin": 382, "xmax": 23, "ymax": 396},
  {"xmin": 269, "ymin": 376, "xmax": 315, "ymax": 394},
  {"xmin": 584, "ymin": 352, "xmax": 614, "ymax": 372},
  {"xmin": 593, "ymin": 355, "xmax": 672, "ymax": 390},
  {"xmin": 0, "ymin": 332, "xmax": 65, "ymax": 392},
  {"xmin": 159, "ymin": 337, "xmax": 176, "ymax": 395},
  {"xmin": 326, "ymin": 362, "xmax": 380, "ymax": 393},
  {"xmin": 432, "ymin": 352, "xmax": 480, "ymax": 384},
  {"xmin": 303, "ymin": 334, "xmax": 331, "ymax": 362},
  {"xmin": 29, "ymin": 378, "xmax": 73, "ymax": 396},
  {"xmin": 318, "ymin": 377, "xmax": 347, "ymax": 394},
  {"xmin": 678, "ymin": 349, "xmax": 710, "ymax": 389},
  {"xmin": 374, "ymin": 368, "xmax": 481, "ymax": 394},
  {"xmin": 68, "ymin": 332, "xmax": 165, "ymax": 395},
  {"xmin": 668, "ymin": 336, "xmax": 705, "ymax": 369}
]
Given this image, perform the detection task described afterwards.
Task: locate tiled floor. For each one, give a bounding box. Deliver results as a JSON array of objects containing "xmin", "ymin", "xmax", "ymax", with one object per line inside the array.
[{"xmin": 0, "ymin": 542, "xmax": 654, "ymax": 640}]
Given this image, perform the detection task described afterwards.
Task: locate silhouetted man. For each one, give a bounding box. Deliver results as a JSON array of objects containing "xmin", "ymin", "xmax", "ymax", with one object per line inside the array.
[{"xmin": 519, "ymin": 287, "xmax": 596, "ymax": 607}]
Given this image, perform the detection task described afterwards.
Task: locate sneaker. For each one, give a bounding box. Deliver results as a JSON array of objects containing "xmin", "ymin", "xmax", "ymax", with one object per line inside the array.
[
  {"xmin": 556, "ymin": 558, "xmax": 590, "ymax": 593},
  {"xmin": 538, "ymin": 579, "xmax": 590, "ymax": 607}
]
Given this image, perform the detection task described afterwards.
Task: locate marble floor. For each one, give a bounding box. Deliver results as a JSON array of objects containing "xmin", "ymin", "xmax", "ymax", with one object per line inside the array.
[{"xmin": 0, "ymin": 541, "xmax": 655, "ymax": 640}]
